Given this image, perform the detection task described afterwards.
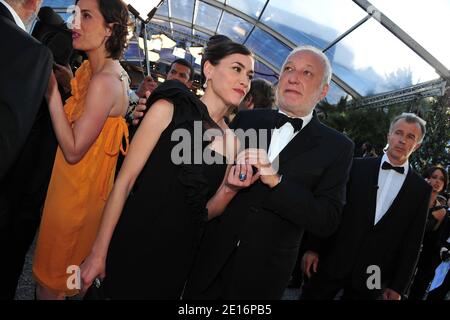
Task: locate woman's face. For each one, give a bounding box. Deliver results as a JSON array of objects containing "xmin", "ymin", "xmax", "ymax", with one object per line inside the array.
[
  {"xmin": 427, "ymin": 169, "xmax": 445, "ymax": 193},
  {"xmin": 71, "ymin": 0, "xmax": 111, "ymax": 53},
  {"xmin": 205, "ymin": 53, "xmax": 254, "ymax": 107}
]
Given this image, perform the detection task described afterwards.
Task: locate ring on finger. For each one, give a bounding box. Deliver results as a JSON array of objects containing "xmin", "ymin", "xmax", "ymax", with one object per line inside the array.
[{"xmin": 94, "ymin": 277, "xmax": 102, "ymax": 288}]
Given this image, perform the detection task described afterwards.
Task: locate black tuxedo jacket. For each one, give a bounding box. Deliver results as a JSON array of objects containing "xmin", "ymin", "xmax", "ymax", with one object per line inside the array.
[
  {"xmin": 0, "ymin": 4, "xmax": 54, "ymax": 298},
  {"xmin": 0, "ymin": 3, "xmax": 53, "ymax": 181},
  {"xmin": 307, "ymin": 156, "xmax": 431, "ymax": 296},
  {"xmin": 186, "ymin": 109, "xmax": 354, "ymax": 299}
]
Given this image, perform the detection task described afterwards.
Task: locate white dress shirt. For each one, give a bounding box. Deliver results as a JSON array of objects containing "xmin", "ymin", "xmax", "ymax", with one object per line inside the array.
[
  {"xmin": 0, "ymin": 0, "xmax": 27, "ymax": 31},
  {"xmin": 374, "ymin": 153, "xmax": 409, "ymax": 225},
  {"xmin": 267, "ymin": 110, "xmax": 313, "ymax": 163}
]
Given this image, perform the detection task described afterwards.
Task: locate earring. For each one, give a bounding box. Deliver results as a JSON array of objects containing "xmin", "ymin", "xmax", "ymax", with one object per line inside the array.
[{"xmin": 203, "ymin": 79, "xmax": 208, "ymax": 89}]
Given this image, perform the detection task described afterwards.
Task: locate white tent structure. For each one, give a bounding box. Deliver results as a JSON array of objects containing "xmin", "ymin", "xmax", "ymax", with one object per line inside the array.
[{"xmin": 43, "ymin": 0, "xmax": 450, "ymax": 107}]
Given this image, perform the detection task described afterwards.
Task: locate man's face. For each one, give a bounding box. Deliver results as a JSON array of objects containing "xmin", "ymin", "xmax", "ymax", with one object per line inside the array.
[
  {"xmin": 386, "ymin": 119, "xmax": 422, "ymax": 165},
  {"xmin": 276, "ymin": 51, "xmax": 329, "ymax": 117},
  {"xmin": 166, "ymin": 62, "xmax": 192, "ymax": 86}
]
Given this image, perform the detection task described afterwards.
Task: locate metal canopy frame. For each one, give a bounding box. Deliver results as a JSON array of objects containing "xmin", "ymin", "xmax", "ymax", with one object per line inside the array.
[
  {"xmin": 352, "ymin": 78, "xmax": 447, "ymax": 109},
  {"xmin": 353, "ymin": 0, "xmax": 450, "ymax": 81},
  {"xmin": 151, "ymin": 0, "xmax": 449, "ymax": 106},
  {"xmin": 52, "ymin": 0, "xmax": 450, "ymax": 106}
]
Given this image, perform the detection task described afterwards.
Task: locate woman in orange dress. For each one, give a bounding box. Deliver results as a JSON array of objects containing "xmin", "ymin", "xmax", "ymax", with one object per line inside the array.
[{"xmin": 32, "ymin": 0, "xmax": 131, "ymax": 299}]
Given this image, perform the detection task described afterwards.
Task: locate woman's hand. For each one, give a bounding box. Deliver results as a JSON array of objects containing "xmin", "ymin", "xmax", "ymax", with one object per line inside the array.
[
  {"xmin": 224, "ymin": 163, "xmax": 260, "ymax": 192},
  {"xmin": 80, "ymin": 252, "xmax": 106, "ymax": 295},
  {"xmin": 236, "ymin": 149, "xmax": 281, "ymax": 188},
  {"xmin": 206, "ymin": 163, "xmax": 260, "ymax": 220}
]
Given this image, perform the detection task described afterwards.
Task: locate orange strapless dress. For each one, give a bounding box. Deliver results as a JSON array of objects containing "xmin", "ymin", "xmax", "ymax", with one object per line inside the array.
[{"xmin": 32, "ymin": 61, "xmax": 129, "ymax": 295}]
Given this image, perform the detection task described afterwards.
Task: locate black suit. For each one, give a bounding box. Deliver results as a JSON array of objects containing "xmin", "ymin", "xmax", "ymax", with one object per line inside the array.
[
  {"xmin": 0, "ymin": 3, "xmax": 52, "ymax": 180},
  {"xmin": 184, "ymin": 109, "xmax": 354, "ymax": 299},
  {"xmin": 0, "ymin": 3, "xmax": 53, "ymax": 299},
  {"xmin": 302, "ymin": 157, "xmax": 431, "ymax": 299}
]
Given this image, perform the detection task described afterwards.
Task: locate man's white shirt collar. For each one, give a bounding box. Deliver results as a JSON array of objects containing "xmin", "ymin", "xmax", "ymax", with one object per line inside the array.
[
  {"xmin": 374, "ymin": 153, "xmax": 409, "ymax": 225},
  {"xmin": 0, "ymin": 0, "xmax": 27, "ymax": 31},
  {"xmin": 267, "ymin": 109, "xmax": 313, "ymax": 163}
]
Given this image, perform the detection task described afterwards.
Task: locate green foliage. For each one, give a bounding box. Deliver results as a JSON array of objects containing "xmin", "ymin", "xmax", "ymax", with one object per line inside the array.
[
  {"xmin": 409, "ymin": 94, "xmax": 450, "ymax": 172},
  {"xmin": 318, "ymin": 97, "xmax": 391, "ymax": 155}
]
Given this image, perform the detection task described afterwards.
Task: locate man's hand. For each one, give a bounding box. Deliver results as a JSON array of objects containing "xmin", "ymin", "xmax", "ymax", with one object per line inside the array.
[
  {"xmin": 301, "ymin": 251, "xmax": 319, "ymax": 278},
  {"xmin": 136, "ymin": 76, "xmax": 157, "ymax": 98},
  {"xmin": 236, "ymin": 149, "xmax": 280, "ymax": 188},
  {"xmin": 53, "ymin": 63, "xmax": 73, "ymax": 94},
  {"xmin": 132, "ymin": 91, "xmax": 150, "ymax": 126},
  {"xmin": 382, "ymin": 288, "xmax": 401, "ymax": 300}
]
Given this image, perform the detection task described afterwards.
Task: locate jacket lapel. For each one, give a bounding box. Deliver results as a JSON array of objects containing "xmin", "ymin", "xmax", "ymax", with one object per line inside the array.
[
  {"xmin": 367, "ymin": 157, "xmax": 382, "ymax": 225},
  {"xmin": 257, "ymin": 109, "xmax": 278, "ymax": 151},
  {"xmin": 374, "ymin": 167, "xmax": 414, "ymax": 229},
  {"xmin": 0, "ymin": 2, "xmax": 16, "ymax": 23},
  {"xmin": 276, "ymin": 115, "xmax": 321, "ymax": 165}
]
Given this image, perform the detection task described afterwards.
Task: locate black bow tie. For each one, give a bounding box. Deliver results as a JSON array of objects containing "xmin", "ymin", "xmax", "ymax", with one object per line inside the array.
[
  {"xmin": 275, "ymin": 113, "xmax": 303, "ymax": 132},
  {"xmin": 381, "ymin": 161, "xmax": 405, "ymax": 174}
]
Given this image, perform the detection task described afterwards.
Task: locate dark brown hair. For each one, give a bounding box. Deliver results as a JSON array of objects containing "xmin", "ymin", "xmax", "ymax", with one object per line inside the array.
[
  {"xmin": 75, "ymin": 0, "xmax": 131, "ymax": 59},
  {"xmin": 423, "ymin": 166, "xmax": 448, "ymax": 193},
  {"xmin": 201, "ymin": 40, "xmax": 253, "ymax": 84}
]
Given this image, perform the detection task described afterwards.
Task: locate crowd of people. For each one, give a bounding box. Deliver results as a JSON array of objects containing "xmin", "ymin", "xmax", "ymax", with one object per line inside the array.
[{"xmin": 0, "ymin": 0, "xmax": 449, "ymax": 300}]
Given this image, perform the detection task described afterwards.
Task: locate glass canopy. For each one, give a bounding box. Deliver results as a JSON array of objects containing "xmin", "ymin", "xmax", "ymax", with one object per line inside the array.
[{"xmin": 42, "ymin": 0, "xmax": 449, "ymax": 105}]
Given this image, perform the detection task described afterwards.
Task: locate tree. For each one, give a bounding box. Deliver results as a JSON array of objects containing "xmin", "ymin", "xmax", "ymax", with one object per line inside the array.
[
  {"xmin": 318, "ymin": 97, "xmax": 392, "ymax": 156},
  {"xmin": 409, "ymin": 93, "xmax": 450, "ymax": 173}
]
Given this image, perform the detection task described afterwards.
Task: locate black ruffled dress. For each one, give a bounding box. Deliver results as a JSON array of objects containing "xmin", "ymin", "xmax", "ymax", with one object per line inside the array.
[{"xmin": 102, "ymin": 81, "xmax": 227, "ymax": 299}]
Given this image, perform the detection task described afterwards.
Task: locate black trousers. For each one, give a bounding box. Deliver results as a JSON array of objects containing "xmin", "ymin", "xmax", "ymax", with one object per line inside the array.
[
  {"xmin": 301, "ymin": 270, "xmax": 382, "ymax": 300},
  {"xmin": 0, "ymin": 106, "xmax": 56, "ymax": 300},
  {"xmin": 0, "ymin": 209, "xmax": 40, "ymax": 299}
]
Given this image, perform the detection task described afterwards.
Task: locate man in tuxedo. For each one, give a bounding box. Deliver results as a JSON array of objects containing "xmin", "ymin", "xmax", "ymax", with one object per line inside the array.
[
  {"xmin": 184, "ymin": 46, "xmax": 354, "ymax": 300},
  {"xmin": 300, "ymin": 113, "xmax": 431, "ymax": 300},
  {"xmin": 0, "ymin": 0, "xmax": 53, "ymax": 299}
]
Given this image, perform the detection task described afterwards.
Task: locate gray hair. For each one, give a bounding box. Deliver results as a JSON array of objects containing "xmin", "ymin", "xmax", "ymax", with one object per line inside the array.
[
  {"xmin": 281, "ymin": 45, "xmax": 332, "ymax": 88},
  {"xmin": 389, "ymin": 113, "xmax": 427, "ymax": 143}
]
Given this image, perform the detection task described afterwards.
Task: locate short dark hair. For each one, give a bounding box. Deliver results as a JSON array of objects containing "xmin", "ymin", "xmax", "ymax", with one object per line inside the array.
[
  {"xmin": 244, "ymin": 78, "xmax": 275, "ymax": 109},
  {"xmin": 201, "ymin": 41, "xmax": 252, "ymax": 84},
  {"xmin": 423, "ymin": 166, "xmax": 448, "ymax": 193},
  {"xmin": 169, "ymin": 58, "xmax": 194, "ymax": 81},
  {"xmin": 76, "ymin": 0, "xmax": 131, "ymax": 59}
]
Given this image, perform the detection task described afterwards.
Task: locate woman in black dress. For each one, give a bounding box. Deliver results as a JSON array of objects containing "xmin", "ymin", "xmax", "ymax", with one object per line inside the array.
[{"xmin": 80, "ymin": 41, "xmax": 256, "ymax": 299}]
